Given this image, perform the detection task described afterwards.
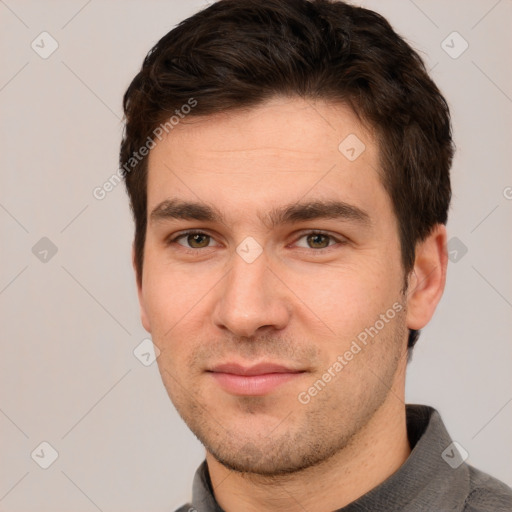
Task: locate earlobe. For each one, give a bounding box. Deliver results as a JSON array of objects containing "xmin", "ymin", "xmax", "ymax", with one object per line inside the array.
[
  {"xmin": 132, "ymin": 242, "xmax": 151, "ymax": 333},
  {"xmin": 405, "ymin": 224, "xmax": 448, "ymax": 331}
]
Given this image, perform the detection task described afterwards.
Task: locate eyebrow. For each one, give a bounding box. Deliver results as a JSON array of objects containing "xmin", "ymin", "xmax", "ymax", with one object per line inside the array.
[{"xmin": 149, "ymin": 198, "xmax": 371, "ymax": 229}]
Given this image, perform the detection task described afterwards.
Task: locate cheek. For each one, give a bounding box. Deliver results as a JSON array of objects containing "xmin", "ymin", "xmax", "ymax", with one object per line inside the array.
[
  {"xmin": 280, "ymin": 258, "xmax": 399, "ymax": 330},
  {"xmin": 141, "ymin": 256, "xmax": 226, "ymax": 371},
  {"xmin": 142, "ymin": 237, "xmax": 210, "ymax": 313}
]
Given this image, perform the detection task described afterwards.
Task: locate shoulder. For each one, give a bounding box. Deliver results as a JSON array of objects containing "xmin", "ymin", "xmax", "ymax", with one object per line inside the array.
[{"xmin": 463, "ymin": 464, "xmax": 512, "ymax": 512}]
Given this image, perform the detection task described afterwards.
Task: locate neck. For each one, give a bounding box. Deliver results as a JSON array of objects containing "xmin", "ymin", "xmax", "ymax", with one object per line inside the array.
[{"xmin": 206, "ymin": 393, "xmax": 411, "ymax": 512}]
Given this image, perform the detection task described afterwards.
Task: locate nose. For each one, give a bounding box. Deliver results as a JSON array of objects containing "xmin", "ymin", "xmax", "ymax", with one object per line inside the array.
[{"xmin": 212, "ymin": 247, "xmax": 291, "ymax": 338}]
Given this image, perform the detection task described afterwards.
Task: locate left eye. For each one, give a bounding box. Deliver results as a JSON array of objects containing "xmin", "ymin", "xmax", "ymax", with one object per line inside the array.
[
  {"xmin": 295, "ymin": 232, "xmax": 338, "ymax": 249},
  {"xmin": 174, "ymin": 232, "xmax": 218, "ymax": 249}
]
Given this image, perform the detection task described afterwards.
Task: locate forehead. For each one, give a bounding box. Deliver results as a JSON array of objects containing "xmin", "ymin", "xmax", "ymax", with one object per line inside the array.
[{"xmin": 145, "ymin": 97, "xmax": 392, "ymax": 229}]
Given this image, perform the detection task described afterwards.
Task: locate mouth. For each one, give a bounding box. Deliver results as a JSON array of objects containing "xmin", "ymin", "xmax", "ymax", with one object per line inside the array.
[{"xmin": 207, "ymin": 362, "xmax": 306, "ymax": 396}]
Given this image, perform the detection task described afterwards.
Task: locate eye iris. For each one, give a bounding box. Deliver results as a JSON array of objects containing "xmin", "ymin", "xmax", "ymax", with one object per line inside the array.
[
  {"xmin": 188, "ymin": 233, "xmax": 209, "ymax": 248},
  {"xmin": 307, "ymin": 234, "xmax": 329, "ymax": 249}
]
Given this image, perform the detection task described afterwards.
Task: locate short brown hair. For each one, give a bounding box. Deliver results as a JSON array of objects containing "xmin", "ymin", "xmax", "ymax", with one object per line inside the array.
[{"xmin": 120, "ymin": 0, "xmax": 453, "ymax": 350}]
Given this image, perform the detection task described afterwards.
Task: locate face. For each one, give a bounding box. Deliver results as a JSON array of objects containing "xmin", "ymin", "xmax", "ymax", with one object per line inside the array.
[{"xmin": 137, "ymin": 97, "xmax": 411, "ymax": 475}]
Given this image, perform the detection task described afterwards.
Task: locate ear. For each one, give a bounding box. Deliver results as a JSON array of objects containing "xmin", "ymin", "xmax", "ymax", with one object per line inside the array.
[
  {"xmin": 405, "ymin": 224, "xmax": 448, "ymax": 330},
  {"xmin": 132, "ymin": 242, "xmax": 151, "ymax": 333}
]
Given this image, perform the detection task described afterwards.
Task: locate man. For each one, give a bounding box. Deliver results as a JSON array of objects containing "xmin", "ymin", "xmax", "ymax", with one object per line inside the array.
[{"xmin": 120, "ymin": 0, "xmax": 512, "ymax": 510}]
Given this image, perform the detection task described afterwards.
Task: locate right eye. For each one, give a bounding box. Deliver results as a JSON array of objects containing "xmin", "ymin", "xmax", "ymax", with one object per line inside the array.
[{"xmin": 167, "ymin": 230, "xmax": 220, "ymax": 250}]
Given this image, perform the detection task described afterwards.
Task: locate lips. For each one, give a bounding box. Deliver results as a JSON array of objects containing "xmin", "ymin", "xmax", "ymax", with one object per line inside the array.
[
  {"xmin": 211, "ymin": 362, "xmax": 302, "ymax": 376},
  {"xmin": 208, "ymin": 362, "xmax": 305, "ymax": 396}
]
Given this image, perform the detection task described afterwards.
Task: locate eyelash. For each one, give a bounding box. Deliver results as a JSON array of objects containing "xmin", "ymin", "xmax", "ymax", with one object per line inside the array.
[{"xmin": 166, "ymin": 230, "xmax": 347, "ymax": 254}]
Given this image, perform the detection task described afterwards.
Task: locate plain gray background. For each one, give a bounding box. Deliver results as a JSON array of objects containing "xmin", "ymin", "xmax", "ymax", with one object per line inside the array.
[{"xmin": 1, "ymin": 1, "xmax": 511, "ymax": 510}]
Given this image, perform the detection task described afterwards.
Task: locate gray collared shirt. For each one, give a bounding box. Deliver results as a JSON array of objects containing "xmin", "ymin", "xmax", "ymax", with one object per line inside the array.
[{"xmin": 176, "ymin": 404, "xmax": 512, "ymax": 511}]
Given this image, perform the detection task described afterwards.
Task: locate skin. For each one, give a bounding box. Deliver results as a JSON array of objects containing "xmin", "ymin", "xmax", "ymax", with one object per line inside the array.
[{"xmin": 134, "ymin": 97, "xmax": 448, "ymax": 512}]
